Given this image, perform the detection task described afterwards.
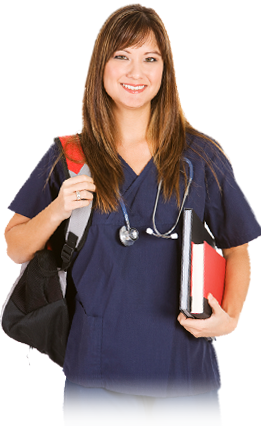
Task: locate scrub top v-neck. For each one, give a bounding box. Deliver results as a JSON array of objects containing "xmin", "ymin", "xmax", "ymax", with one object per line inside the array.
[{"xmin": 8, "ymin": 134, "xmax": 261, "ymax": 397}]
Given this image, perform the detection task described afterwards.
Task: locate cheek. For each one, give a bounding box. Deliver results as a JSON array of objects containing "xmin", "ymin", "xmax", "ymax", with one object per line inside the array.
[
  {"xmin": 103, "ymin": 64, "xmax": 113, "ymax": 94},
  {"xmin": 104, "ymin": 70, "xmax": 124, "ymax": 102},
  {"xmin": 103, "ymin": 64, "xmax": 112, "ymax": 94},
  {"xmin": 158, "ymin": 64, "xmax": 164, "ymax": 83},
  {"xmin": 103, "ymin": 63, "xmax": 120, "ymax": 100},
  {"xmin": 103, "ymin": 62, "xmax": 121, "ymax": 91},
  {"xmin": 150, "ymin": 66, "xmax": 164, "ymax": 93}
]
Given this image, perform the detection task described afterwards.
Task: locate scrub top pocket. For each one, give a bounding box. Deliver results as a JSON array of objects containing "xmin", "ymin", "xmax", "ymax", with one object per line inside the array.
[{"xmin": 64, "ymin": 300, "xmax": 103, "ymax": 383}]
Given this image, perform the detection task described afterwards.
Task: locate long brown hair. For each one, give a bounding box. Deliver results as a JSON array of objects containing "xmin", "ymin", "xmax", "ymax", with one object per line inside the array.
[{"xmin": 67, "ymin": 4, "xmax": 223, "ymax": 212}]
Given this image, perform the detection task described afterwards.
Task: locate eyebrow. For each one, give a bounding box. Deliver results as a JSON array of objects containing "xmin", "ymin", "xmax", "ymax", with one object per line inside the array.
[{"xmin": 117, "ymin": 49, "xmax": 162, "ymax": 56}]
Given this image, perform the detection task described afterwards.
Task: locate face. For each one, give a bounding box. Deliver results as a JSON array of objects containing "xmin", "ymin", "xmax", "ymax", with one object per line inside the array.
[{"xmin": 103, "ymin": 33, "xmax": 164, "ymax": 111}]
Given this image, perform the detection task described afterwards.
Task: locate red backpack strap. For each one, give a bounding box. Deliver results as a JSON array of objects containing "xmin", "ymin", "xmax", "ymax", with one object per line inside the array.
[
  {"xmin": 47, "ymin": 135, "xmax": 83, "ymax": 251},
  {"xmin": 58, "ymin": 135, "xmax": 85, "ymax": 175}
]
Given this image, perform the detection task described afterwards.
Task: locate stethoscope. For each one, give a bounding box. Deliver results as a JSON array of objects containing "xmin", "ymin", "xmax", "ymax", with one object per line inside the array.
[{"xmin": 119, "ymin": 158, "xmax": 193, "ymax": 246}]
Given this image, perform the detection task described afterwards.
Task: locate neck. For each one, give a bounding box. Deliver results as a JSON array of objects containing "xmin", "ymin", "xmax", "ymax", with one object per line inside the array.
[{"xmin": 113, "ymin": 104, "xmax": 151, "ymax": 149}]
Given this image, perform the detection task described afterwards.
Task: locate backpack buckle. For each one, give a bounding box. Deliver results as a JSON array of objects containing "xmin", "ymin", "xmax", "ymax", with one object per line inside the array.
[{"xmin": 61, "ymin": 232, "xmax": 78, "ymax": 270}]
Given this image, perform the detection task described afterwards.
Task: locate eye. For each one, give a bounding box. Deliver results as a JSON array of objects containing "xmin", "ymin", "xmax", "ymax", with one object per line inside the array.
[
  {"xmin": 114, "ymin": 55, "xmax": 128, "ymax": 60},
  {"xmin": 145, "ymin": 57, "xmax": 157, "ymax": 62}
]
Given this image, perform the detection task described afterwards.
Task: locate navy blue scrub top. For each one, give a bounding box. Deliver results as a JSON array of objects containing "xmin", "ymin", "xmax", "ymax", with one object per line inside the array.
[{"xmin": 9, "ymin": 134, "xmax": 261, "ymax": 397}]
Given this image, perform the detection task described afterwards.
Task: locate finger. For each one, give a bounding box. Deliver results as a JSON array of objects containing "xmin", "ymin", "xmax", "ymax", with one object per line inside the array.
[
  {"xmin": 71, "ymin": 181, "xmax": 96, "ymax": 193},
  {"xmin": 178, "ymin": 320, "xmax": 203, "ymax": 338},
  {"xmin": 177, "ymin": 312, "xmax": 197, "ymax": 325},
  {"xmin": 182, "ymin": 321, "xmax": 208, "ymax": 338},
  {"xmin": 179, "ymin": 316, "xmax": 204, "ymax": 329},
  {"xmin": 63, "ymin": 175, "xmax": 95, "ymax": 188},
  {"xmin": 62, "ymin": 181, "xmax": 96, "ymax": 201},
  {"xmin": 178, "ymin": 313, "xmax": 192, "ymax": 327},
  {"xmin": 177, "ymin": 312, "xmax": 186, "ymax": 323},
  {"xmin": 207, "ymin": 293, "xmax": 221, "ymax": 314},
  {"xmin": 71, "ymin": 198, "xmax": 92, "ymax": 210},
  {"xmin": 73, "ymin": 190, "xmax": 94, "ymax": 202}
]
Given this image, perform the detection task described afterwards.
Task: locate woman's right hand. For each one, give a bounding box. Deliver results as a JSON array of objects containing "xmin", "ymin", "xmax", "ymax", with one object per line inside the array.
[
  {"xmin": 52, "ymin": 175, "xmax": 96, "ymax": 221},
  {"xmin": 5, "ymin": 175, "xmax": 96, "ymax": 264}
]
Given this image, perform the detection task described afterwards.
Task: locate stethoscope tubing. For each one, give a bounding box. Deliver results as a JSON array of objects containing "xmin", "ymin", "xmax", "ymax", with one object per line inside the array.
[
  {"xmin": 119, "ymin": 197, "xmax": 131, "ymax": 231},
  {"xmin": 150, "ymin": 157, "xmax": 193, "ymax": 239},
  {"xmin": 119, "ymin": 157, "xmax": 193, "ymax": 245}
]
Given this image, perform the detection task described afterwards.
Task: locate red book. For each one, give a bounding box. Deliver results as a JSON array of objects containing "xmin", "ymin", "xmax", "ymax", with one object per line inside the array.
[{"xmin": 190, "ymin": 242, "xmax": 226, "ymax": 316}]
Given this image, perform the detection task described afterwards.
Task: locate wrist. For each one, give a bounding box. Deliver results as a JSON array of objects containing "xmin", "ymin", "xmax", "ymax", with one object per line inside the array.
[{"xmin": 48, "ymin": 198, "xmax": 71, "ymax": 224}]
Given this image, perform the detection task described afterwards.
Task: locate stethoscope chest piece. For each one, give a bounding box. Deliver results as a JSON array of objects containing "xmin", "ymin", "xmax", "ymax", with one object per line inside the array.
[{"xmin": 119, "ymin": 225, "xmax": 139, "ymax": 247}]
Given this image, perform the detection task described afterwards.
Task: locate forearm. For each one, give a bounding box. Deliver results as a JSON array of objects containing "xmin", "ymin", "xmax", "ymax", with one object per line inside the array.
[
  {"xmin": 221, "ymin": 243, "xmax": 250, "ymax": 322},
  {"xmin": 5, "ymin": 200, "xmax": 63, "ymax": 264}
]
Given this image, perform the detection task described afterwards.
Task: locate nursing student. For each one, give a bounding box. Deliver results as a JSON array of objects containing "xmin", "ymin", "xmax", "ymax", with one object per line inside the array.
[{"xmin": 5, "ymin": 4, "xmax": 260, "ymax": 425}]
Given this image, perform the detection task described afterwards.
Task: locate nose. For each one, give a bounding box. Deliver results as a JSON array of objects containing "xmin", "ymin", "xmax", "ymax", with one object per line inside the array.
[{"xmin": 126, "ymin": 59, "xmax": 144, "ymax": 80}]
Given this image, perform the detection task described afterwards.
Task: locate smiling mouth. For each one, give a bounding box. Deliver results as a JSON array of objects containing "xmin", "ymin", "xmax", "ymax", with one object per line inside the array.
[{"xmin": 121, "ymin": 83, "xmax": 147, "ymax": 94}]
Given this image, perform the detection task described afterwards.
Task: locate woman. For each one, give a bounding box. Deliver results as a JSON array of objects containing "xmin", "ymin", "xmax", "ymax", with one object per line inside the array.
[{"xmin": 5, "ymin": 4, "xmax": 260, "ymax": 425}]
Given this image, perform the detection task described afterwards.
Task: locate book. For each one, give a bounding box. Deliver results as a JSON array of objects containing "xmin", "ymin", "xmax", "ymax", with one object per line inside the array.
[{"xmin": 180, "ymin": 209, "xmax": 226, "ymax": 319}]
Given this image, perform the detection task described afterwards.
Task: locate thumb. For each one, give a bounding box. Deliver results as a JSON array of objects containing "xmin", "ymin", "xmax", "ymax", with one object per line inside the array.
[{"xmin": 207, "ymin": 293, "xmax": 221, "ymax": 313}]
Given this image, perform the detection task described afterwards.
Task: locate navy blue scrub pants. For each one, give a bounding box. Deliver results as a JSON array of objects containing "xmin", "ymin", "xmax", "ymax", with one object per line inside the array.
[{"xmin": 64, "ymin": 379, "xmax": 221, "ymax": 426}]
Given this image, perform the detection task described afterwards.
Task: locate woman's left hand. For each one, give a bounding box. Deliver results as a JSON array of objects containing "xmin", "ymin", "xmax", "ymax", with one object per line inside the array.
[{"xmin": 177, "ymin": 293, "xmax": 238, "ymax": 338}]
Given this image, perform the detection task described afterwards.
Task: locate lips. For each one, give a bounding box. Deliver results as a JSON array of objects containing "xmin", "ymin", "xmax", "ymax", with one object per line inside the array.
[
  {"xmin": 121, "ymin": 83, "xmax": 146, "ymax": 87},
  {"xmin": 121, "ymin": 83, "xmax": 147, "ymax": 94}
]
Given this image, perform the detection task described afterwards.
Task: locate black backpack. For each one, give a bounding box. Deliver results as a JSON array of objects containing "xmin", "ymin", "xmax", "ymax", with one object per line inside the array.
[{"xmin": 1, "ymin": 136, "xmax": 92, "ymax": 366}]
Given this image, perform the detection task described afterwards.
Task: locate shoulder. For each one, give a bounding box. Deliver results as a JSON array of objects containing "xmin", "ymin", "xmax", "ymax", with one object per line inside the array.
[
  {"xmin": 43, "ymin": 140, "xmax": 67, "ymax": 185},
  {"xmin": 8, "ymin": 141, "xmax": 64, "ymax": 219},
  {"xmin": 184, "ymin": 131, "xmax": 233, "ymax": 180},
  {"xmin": 185, "ymin": 131, "xmax": 225, "ymax": 160}
]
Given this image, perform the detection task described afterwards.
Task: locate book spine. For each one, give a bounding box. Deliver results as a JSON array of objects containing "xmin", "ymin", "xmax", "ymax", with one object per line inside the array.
[
  {"xmin": 180, "ymin": 210, "xmax": 192, "ymax": 313},
  {"xmin": 191, "ymin": 243, "xmax": 204, "ymax": 314}
]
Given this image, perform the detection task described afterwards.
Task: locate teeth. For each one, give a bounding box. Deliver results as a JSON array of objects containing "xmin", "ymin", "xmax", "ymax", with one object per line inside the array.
[{"xmin": 122, "ymin": 84, "xmax": 145, "ymax": 91}]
